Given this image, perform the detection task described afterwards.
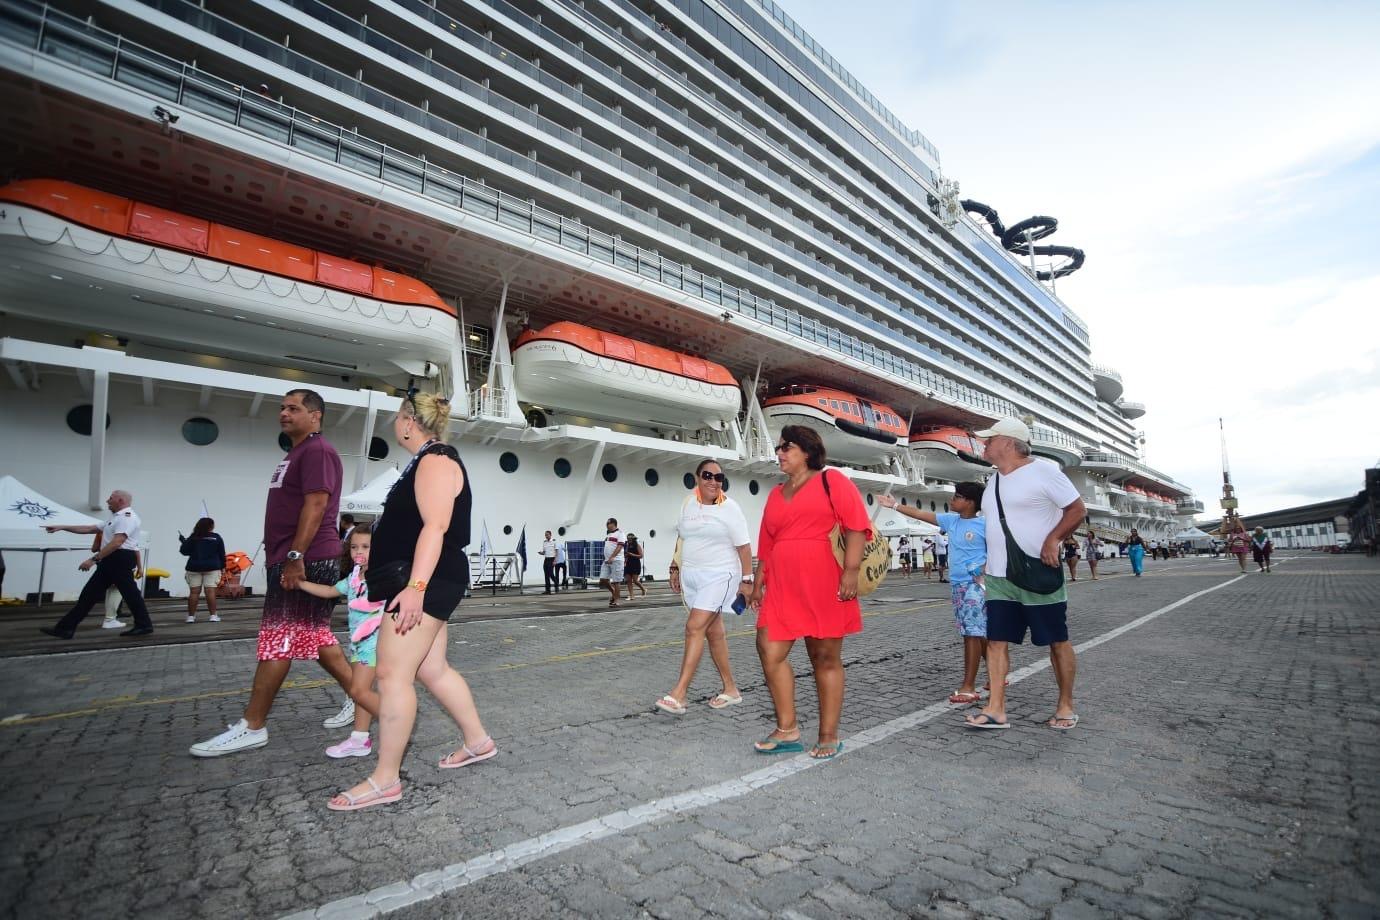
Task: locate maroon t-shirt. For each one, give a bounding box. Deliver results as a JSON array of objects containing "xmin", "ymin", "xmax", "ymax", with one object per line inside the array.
[{"xmin": 264, "ymin": 433, "xmax": 343, "ymax": 565}]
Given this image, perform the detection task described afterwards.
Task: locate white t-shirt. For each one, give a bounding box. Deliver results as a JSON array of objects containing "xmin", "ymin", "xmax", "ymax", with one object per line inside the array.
[
  {"xmin": 982, "ymin": 460, "xmax": 1081, "ymax": 579},
  {"xmin": 936, "ymin": 534, "xmax": 949, "ymax": 554},
  {"xmin": 104, "ymin": 507, "xmax": 145, "ymax": 552},
  {"xmin": 677, "ymin": 495, "xmax": 751, "ymax": 572},
  {"xmin": 540, "ymin": 539, "xmax": 558, "ymax": 559},
  {"xmin": 603, "ymin": 529, "xmax": 625, "ymax": 561},
  {"xmin": 555, "ymin": 543, "xmax": 567, "ymax": 564}
]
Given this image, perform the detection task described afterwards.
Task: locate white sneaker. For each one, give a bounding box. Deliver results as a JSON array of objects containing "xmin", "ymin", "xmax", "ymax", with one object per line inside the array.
[
  {"xmin": 185, "ymin": 615, "xmax": 196, "ymax": 623},
  {"xmin": 189, "ymin": 719, "xmax": 267, "ymax": 758},
  {"xmin": 322, "ymin": 698, "xmax": 356, "ymax": 729},
  {"xmin": 209, "ymin": 614, "xmax": 221, "ymax": 622},
  {"xmin": 101, "ymin": 618, "xmax": 126, "ymax": 630}
]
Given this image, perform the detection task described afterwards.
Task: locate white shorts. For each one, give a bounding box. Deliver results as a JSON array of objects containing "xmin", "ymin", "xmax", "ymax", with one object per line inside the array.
[
  {"xmin": 599, "ymin": 559, "xmax": 624, "ymax": 582},
  {"xmin": 186, "ymin": 570, "xmax": 221, "ymax": 589},
  {"xmin": 681, "ymin": 568, "xmax": 741, "ymax": 614}
]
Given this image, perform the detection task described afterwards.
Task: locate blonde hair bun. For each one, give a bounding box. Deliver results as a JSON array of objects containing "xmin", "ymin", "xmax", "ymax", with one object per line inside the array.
[{"xmin": 409, "ymin": 390, "xmax": 452, "ymax": 440}]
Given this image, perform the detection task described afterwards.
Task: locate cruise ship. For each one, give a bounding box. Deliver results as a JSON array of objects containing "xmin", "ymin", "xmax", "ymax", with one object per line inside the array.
[{"xmin": 0, "ymin": 0, "xmax": 1201, "ymax": 598}]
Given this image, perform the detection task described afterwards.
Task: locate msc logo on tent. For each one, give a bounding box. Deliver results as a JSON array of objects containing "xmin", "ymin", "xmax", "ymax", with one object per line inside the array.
[{"xmin": 9, "ymin": 498, "xmax": 56, "ymax": 520}]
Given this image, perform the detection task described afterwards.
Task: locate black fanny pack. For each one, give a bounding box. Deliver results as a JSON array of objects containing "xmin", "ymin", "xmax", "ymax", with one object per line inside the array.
[
  {"xmin": 995, "ymin": 474, "xmax": 1065, "ymax": 595},
  {"xmin": 366, "ymin": 559, "xmax": 411, "ymax": 603}
]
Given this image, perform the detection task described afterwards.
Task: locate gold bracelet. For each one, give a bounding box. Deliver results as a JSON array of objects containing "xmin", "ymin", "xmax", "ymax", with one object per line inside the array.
[{"xmin": 407, "ymin": 578, "xmax": 429, "ymax": 592}]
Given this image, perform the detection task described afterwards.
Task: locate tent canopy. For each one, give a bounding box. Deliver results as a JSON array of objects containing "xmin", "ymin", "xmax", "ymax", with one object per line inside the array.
[
  {"xmin": 1173, "ymin": 526, "xmax": 1216, "ymax": 543},
  {"xmin": 340, "ymin": 468, "xmax": 400, "ymax": 515},
  {"xmin": 0, "ymin": 475, "xmax": 101, "ymax": 548}
]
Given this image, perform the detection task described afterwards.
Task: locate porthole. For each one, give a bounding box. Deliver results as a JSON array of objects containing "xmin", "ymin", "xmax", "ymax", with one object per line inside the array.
[
  {"xmin": 944, "ymin": 503, "xmax": 950, "ymax": 513},
  {"xmin": 866, "ymin": 493, "xmax": 874, "ymax": 506},
  {"xmin": 601, "ymin": 463, "xmax": 618, "ymax": 483},
  {"xmin": 644, "ymin": 469, "xmax": 659, "ymax": 487},
  {"xmin": 503, "ymin": 525, "xmax": 512, "ymax": 535},
  {"xmin": 683, "ymin": 473, "xmax": 695, "ymax": 490},
  {"xmin": 278, "ymin": 432, "xmax": 292, "ymax": 452},
  {"xmin": 749, "ymin": 480, "xmax": 759, "ymax": 495},
  {"xmin": 931, "ymin": 501, "xmax": 937, "ymax": 512},
  {"xmin": 901, "ymin": 497, "xmax": 908, "ymax": 506},
  {"xmin": 499, "ymin": 452, "xmax": 519, "ymax": 473},
  {"xmin": 553, "ymin": 458, "xmax": 572, "ymax": 479},
  {"xmin": 65, "ymin": 405, "xmax": 110, "ymax": 437},
  {"xmin": 368, "ymin": 437, "xmax": 390, "ymax": 461},
  {"xmin": 721, "ymin": 476, "xmax": 730, "ymax": 492},
  {"xmin": 649, "ymin": 529, "xmax": 657, "ymax": 538},
  {"xmin": 557, "ymin": 526, "xmax": 566, "ymax": 536},
  {"xmin": 181, "ymin": 417, "xmax": 219, "ymax": 446}
]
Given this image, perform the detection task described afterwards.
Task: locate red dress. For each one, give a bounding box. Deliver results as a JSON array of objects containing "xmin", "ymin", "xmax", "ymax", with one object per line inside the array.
[{"xmin": 757, "ymin": 470, "xmax": 872, "ymax": 641}]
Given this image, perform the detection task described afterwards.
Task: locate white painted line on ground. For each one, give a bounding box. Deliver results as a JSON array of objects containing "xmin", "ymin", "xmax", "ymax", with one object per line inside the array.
[{"xmin": 281, "ymin": 571, "xmax": 1254, "ymax": 920}]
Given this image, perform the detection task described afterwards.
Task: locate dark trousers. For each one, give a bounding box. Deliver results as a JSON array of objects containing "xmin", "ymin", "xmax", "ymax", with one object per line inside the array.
[
  {"xmin": 543, "ymin": 557, "xmax": 557, "ymax": 592},
  {"xmin": 55, "ymin": 549, "xmax": 152, "ymax": 632},
  {"xmin": 553, "ymin": 562, "xmax": 567, "ymax": 588}
]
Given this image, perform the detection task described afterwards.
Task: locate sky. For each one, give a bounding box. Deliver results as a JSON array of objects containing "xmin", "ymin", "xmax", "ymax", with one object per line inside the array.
[{"xmin": 779, "ymin": 0, "xmax": 1380, "ymax": 514}]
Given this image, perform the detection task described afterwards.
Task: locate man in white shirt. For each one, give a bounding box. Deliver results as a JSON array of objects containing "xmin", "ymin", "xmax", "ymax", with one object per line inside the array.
[
  {"xmin": 540, "ymin": 530, "xmax": 559, "ymax": 594},
  {"xmin": 964, "ymin": 419, "xmax": 1085, "ymax": 732},
  {"xmin": 936, "ymin": 532, "xmax": 950, "ymax": 583},
  {"xmin": 554, "ymin": 540, "xmax": 568, "ymax": 590},
  {"xmin": 40, "ymin": 489, "xmax": 155, "ymax": 638},
  {"xmin": 599, "ymin": 517, "xmax": 626, "ymax": 608}
]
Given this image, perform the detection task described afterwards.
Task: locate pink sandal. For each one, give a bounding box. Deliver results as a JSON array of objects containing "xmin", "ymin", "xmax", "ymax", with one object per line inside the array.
[
  {"xmin": 326, "ymin": 777, "xmax": 402, "ymax": 811},
  {"xmin": 948, "ymin": 690, "xmax": 981, "ymax": 705},
  {"xmin": 438, "ymin": 736, "xmax": 498, "ymax": 769}
]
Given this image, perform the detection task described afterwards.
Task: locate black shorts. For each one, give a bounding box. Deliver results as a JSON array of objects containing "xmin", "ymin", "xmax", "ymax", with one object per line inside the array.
[
  {"xmin": 984, "ymin": 576, "xmax": 1069, "ymax": 647},
  {"xmin": 420, "ymin": 577, "xmax": 466, "ymax": 623}
]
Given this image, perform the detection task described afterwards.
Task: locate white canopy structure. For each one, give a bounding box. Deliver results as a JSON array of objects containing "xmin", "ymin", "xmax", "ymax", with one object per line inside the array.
[
  {"xmin": 340, "ymin": 468, "xmax": 400, "ymax": 515},
  {"xmin": 0, "ymin": 475, "xmax": 103, "ymax": 602},
  {"xmin": 1172, "ymin": 526, "xmax": 1216, "ymax": 545}
]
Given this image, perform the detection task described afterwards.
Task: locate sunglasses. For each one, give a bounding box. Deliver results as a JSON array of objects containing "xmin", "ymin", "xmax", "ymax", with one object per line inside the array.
[
  {"xmin": 774, "ymin": 442, "xmax": 794, "ymax": 453},
  {"xmin": 699, "ymin": 470, "xmax": 726, "ymax": 483},
  {"xmin": 403, "ymin": 385, "xmax": 420, "ymax": 415}
]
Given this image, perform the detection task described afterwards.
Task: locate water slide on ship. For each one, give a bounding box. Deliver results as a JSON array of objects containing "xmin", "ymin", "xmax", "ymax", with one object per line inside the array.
[{"xmin": 960, "ymin": 200, "xmax": 1085, "ymax": 280}]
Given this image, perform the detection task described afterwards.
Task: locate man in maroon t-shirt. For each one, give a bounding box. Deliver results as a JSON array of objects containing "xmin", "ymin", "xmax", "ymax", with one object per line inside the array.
[{"xmin": 191, "ymin": 389, "xmax": 377, "ymax": 757}]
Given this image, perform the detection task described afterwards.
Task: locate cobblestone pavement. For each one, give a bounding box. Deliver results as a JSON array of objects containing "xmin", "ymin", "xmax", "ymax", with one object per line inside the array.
[{"xmin": 1, "ymin": 553, "xmax": 1375, "ymax": 919}]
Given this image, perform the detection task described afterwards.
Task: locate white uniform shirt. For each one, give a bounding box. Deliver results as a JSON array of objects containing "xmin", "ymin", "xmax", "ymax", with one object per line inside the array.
[
  {"xmin": 104, "ymin": 507, "xmax": 145, "ymax": 552},
  {"xmin": 982, "ymin": 460, "xmax": 1081, "ymax": 579},
  {"xmin": 936, "ymin": 534, "xmax": 949, "ymax": 555},
  {"xmin": 541, "ymin": 539, "xmax": 558, "ymax": 559},
  {"xmin": 677, "ymin": 495, "xmax": 751, "ymax": 572}
]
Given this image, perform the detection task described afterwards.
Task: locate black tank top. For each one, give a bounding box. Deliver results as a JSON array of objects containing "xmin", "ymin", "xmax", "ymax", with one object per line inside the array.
[{"xmin": 371, "ymin": 442, "xmax": 472, "ymax": 585}]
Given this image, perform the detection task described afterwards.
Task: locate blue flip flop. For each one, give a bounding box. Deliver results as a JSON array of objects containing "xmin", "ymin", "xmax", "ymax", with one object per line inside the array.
[
  {"xmin": 754, "ymin": 732, "xmax": 805, "ymax": 754},
  {"xmin": 964, "ymin": 713, "xmax": 1010, "ymax": 730},
  {"xmin": 808, "ymin": 741, "xmax": 843, "ymax": 760}
]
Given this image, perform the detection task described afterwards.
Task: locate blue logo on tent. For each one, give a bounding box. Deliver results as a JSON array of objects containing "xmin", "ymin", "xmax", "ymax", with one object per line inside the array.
[{"xmin": 10, "ymin": 498, "xmax": 57, "ymax": 520}]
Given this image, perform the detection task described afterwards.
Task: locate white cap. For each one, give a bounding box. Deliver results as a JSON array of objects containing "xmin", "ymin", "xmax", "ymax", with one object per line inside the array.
[{"xmin": 972, "ymin": 417, "xmax": 1032, "ymax": 441}]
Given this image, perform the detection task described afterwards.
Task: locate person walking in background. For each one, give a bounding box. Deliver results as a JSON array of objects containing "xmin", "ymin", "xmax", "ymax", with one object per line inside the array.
[
  {"xmin": 897, "ymin": 536, "xmax": 911, "ymax": 577},
  {"xmin": 540, "ymin": 530, "xmax": 558, "ymax": 594},
  {"xmin": 338, "ymin": 513, "xmax": 356, "ymax": 544},
  {"xmin": 190, "ymin": 390, "xmax": 371, "ymax": 757},
  {"xmin": 39, "ymin": 489, "xmax": 155, "ymax": 639},
  {"xmin": 1224, "ymin": 525, "xmax": 1250, "ymax": 573},
  {"xmin": 935, "ymin": 531, "xmax": 950, "ymax": 583},
  {"xmin": 964, "ymin": 417, "xmax": 1085, "ymax": 732},
  {"xmin": 623, "ymin": 533, "xmax": 647, "ymax": 599},
  {"xmin": 328, "ymin": 390, "xmax": 495, "ymax": 811},
  {"xmin": 750, "ymin": 425, "xmax": 870, "ymax": 760},
  {"xmin": 1083, "ymin": 531, "xmax": 1102, "ymax": 580},
  {"xmin": 658, "ymin": 459, "xmax": 750, "ymax": 715},
  {"xmin": 1063, "ymin": 535, "xmax": 1080, "ymax": 582},
  {"xmin": 599, "ymin": 517, "xmax": 626, "ymax": 608},
  {"xmin": 921, "ymin": 535, "xmax": 936, "ymax": 580},
  {"xmin": 1251, "ymin": 527, "xmax": 1273, "ymax": 573},
  {"xmin": 880, "ymin": 481, "xmax": 989, "ymax": 706},
  {"xmin": 180, "ymin": 517, "xmax": 227, "ymax": 623},
  {"xmin": 553, "ymin": 539, "xmax": 568, "ymax": 590},
  {"xmin": 1127, "ymin": 528, "xmax": 1146, "ymax": 577}
]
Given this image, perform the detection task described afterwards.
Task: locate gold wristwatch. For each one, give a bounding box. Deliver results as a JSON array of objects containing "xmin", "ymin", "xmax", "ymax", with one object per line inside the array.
[{"xmin": 407, "ymin": 578, "xmax": 429, "ymax": 592}]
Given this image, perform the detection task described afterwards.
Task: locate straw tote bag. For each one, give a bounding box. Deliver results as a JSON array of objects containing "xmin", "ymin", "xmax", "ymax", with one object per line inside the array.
[{"xmin": 820, "ymin": 469, "xmax": 891, "ymax": 596}]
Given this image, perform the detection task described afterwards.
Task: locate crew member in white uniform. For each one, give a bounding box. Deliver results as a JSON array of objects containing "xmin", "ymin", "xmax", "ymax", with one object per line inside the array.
[{"xmin": 40, "ymin": 489, "xmax": 155, "ymax": 638}]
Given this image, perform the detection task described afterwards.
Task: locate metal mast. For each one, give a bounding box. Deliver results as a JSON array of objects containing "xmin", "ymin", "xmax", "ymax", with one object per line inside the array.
[{"xmin": 1218, "ymin": 418, "xmax": 1242, "ymax": 533}]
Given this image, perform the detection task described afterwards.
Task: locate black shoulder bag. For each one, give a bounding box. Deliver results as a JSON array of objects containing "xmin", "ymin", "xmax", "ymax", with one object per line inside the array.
[{"xmin": 994, "ymin": 473, "xmax": 1065, "ymax": 595}]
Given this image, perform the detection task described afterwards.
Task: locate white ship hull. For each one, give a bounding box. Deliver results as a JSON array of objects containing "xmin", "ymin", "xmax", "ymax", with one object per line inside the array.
[
  {"xmin": 0, "ymin": 205, "xmax": 454, "ymax": 380},
  {"xmin": 512, "ymin": 338, "xmax": 740, "ymax": 432}
]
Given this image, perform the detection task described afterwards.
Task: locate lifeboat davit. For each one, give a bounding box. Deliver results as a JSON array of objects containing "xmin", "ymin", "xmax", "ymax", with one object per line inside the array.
[
  {"xmin": 0, "ymin": 179, "xmax": 455, "ymax": 380},
  {"xmin": 512, "ymin": 322, "xmax": 740, "ymax": 431},
  {"xmin": 763, "ymin": 385, "xmax": 905, "ymax": 466},
  {"xmin": 908, "ymin": 425, "xmax": 991, "ymax": 481}
]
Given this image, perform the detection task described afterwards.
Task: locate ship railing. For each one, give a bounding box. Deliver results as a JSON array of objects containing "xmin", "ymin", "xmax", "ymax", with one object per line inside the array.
[
  {"xmin": 469, "ymin": 386, "xmax": 510, "ymax": 421},
  {"xmin": 1, "ymin": 0, "xmax": 1030, "ymax": 421},
  {"xmin": 1090, "ymin": 364, "xmax": 1123, "ymax": 383}
]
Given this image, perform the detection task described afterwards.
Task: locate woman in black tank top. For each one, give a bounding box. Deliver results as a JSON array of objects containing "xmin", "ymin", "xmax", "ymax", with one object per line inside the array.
[{"xmin": 328, "ymin": 391, "xmax": 497, "ymax": 812}]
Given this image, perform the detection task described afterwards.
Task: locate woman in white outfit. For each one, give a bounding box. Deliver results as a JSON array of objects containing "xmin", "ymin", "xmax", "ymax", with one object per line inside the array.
[{"xmin": 657, "ymin": 459, "xmax": 752, "ymax": 714}]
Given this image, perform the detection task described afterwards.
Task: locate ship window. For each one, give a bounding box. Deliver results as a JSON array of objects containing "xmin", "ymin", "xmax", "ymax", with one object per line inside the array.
[
  {"xmin": 818, "ymin": 399, "xmax": 827, "ymax": 407},
  {"xmin": 499, "ymin": 452, "xmax": 519, "ymax": 473},
  {"xmin": 829, "ymin": 400, "xmax": 840, "ymax": 410},
  {"xmin": 65, "ymin": 405, "xmax": 111, "ymax": 437},
  {"xmin": 554, "ymin": 458, "xmax": 572, "ymax": 479},
  {"xmin": 683, "ymin": 473, "xmax": 696, "ymax": 490},
  {"xmin": 865, "ymin": 493, "xmax": 874, "ymax": 506},
  {"xmin": 931, "ymin": 502, "xmax": 938, "ymax": 512},
  {"xmin": 368, "ymin": 437, "xmax": 389, "ymax": 461},
  {"xmin": 649, "ymin": 530, "xmax": 656, "ymax": 538},
  {"xmin": 278, "ymin": 433, "xmax": 292, "ymax": 453},
  {"xmin": 900, "ymin": 497, "xmax": 907, "ymax": 506},
  {"xmin": 749, "ymin": 480, "xmax": 760, "ymax": 495},
  {"xmin": 721, "ymin": 476, "xmax": 730, "ymax": 493},
  {"xmin": 181, "ymin": 417, "xmax": 219, "ymax": 447},
  {"xmin": 503, "ymin": 525, "xmax": 512, "ymax": 536},
  {"xmin": 601, "ymin": 463, "xmax": 618, "ymax": 483},
  {"xmin": 557, "ymin": 526, "xmax": 566, "ymax": 536},
  {"xmin": 644, "ymin": 469, "xmax": 659, "ymax": 487}
]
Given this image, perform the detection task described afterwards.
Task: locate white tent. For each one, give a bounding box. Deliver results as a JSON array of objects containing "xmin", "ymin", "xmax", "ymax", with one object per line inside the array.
[
  {"xmin": 0, "ymin": 475, "xmax": 102, "ymax": 602},
  {"xmin": 340, "ymin": 468, "xmax": 400, "ymax": 515},
  {"xmin": 1173, "ymin": 526, "xmax": 1216, "ymax": 545}
]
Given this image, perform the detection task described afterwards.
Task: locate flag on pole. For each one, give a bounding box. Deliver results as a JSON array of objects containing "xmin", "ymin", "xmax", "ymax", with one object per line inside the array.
[
  {"xmin": 478, "ymin": 520, "xmax": 492, "ymax": 581},
  {"xmin": 515, "ymin": 525, "xmax": 527, "ymax": 575},
  {"xmin": 201, "ymin": 499, "xmax": 210, "ymax": 520}
]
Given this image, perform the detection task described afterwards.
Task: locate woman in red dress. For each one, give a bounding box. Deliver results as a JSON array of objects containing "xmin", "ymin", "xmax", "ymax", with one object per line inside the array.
[{"xmin": 749, "ymin": 425, "xmax": 871, "ymax": 759}]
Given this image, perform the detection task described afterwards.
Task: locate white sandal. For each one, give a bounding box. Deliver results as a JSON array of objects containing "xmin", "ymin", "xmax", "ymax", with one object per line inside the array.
[{"xmin": 655, "ymin": 694, "xmax": 687, "ymax": 715}]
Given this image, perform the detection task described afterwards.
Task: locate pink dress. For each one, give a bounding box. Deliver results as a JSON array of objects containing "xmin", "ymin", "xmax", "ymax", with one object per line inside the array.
[{"xmin": 757, "ymin": 470, "xmax": 872, "ymax": 642}]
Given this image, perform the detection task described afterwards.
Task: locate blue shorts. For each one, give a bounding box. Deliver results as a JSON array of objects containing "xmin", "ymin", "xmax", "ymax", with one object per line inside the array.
[
  {"xmin": 950, "ymin": 580, "xmax": 986, "ymax": 637},
  {"xmin": 984, "ymin": 576, "xmax": 1068, "ymax": 646}
]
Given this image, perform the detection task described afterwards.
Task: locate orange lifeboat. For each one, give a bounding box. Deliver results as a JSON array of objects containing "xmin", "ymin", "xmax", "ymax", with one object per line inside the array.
[
  {"xmin": 907, "ymin": 425, "xmax": 990, "ymax": 480},
  {"xmin": 512, "ymin": 322, "xmax": 740, "ymax": 431},
  {"xmin": 0, "ymin": 179, "xmax": 454, "ymax": 379},
  {"xmin": 763, "ymin": 384, "xmax": 904, "ymax": 466}
]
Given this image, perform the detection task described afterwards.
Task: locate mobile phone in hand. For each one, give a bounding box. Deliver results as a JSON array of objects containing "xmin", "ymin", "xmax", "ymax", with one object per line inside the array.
[{"xmin": 731, "ymin": 592, "xmax": 747, "ymax": 615}]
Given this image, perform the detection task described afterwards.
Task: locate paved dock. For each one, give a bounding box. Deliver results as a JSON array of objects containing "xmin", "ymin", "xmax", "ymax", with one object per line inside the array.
[{"xmin": 1, "ymin": 552, "xmax": 1376, "ymax": 919}]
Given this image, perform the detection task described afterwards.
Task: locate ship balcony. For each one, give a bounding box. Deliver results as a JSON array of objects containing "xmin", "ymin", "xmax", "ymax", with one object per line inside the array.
[
  {"xmin": 1177, "ymin": 498, "xmax": 1206, "ymax": 515},
  {"xmin": 1092, "ymin": 363, "xmax": 1124, "ymax": 403},
  {"xmin": 1030, "ymin": 426, "xmax": 1084, "ymax": 468},
  {"xmin": 1081, "ymin": 494, "xmax": 1113, "ymax": 512},
  {"xmin": 1080, "ymin": 450, "xmax": 1135, "ymax": 476},
  {"xmin": 1117, "ymin": 400, "xmax": 1147, "ymax": 419}
]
